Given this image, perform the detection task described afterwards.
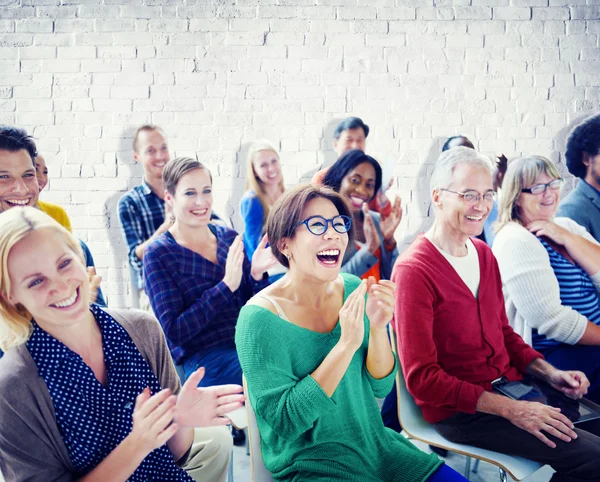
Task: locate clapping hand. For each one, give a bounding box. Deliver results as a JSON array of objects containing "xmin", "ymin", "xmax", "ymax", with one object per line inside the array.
[
  {"xmin": 380, "ymin": 197, "xmax": 402, "ymax": 244},
  {"xmin": 130, "ymin": 388, "xmax": 178, "ymax": 457},
  {"xmin": 223, "ymin": 235, "xmax": 245, "ymax": 292},
  {"xmin": 365, "ymin": 276, "xmax": 396, "ymax": 330},
  {"xmin": 251, "ymin": 234, "xmax": 277, "ymax": 280},
  {"xmin": 363, "ymin": 204, "xmax": 381, "ymax": 254},
  {"xmin": 339, "ymin": 280, "xmax": 368, "ymax": 353},
  {"xmin": 87, "ymin": 267, "xmax": 102, "ymax": 304},
  {"xmin": 176, "ymin": 367, "xmax": 245, "ymax": 428}
]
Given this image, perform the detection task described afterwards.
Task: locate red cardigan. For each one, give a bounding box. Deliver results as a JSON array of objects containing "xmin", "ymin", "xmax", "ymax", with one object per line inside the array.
[{"xmin": 392, "ymin": 236, "xmax": 542, "ymax": 424}]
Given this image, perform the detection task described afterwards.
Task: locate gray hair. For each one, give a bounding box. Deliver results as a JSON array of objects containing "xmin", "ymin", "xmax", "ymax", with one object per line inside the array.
[{"xmin": 430, "ymin": 146, "xmax": 494, "ymax": 197}]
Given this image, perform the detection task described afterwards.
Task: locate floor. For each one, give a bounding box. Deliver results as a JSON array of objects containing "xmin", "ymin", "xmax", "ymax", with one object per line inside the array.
[{"xmin": 232, "ymin": 437, "xmax": 556, "ymax": 482}]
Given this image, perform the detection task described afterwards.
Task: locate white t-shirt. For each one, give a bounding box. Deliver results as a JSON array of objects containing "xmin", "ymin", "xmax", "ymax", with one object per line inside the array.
[{"xmin": 427, "ymin": 236, "xmax": 481, "ymax": 298}]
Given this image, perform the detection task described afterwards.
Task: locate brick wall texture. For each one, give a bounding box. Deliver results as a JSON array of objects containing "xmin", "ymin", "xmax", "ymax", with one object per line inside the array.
[{"xmin": 1, "ymin": 0, "xmax": 599, "ymax": 306}]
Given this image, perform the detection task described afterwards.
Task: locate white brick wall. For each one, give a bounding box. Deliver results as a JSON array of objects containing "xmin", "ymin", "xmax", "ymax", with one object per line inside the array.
[{"xmin": 1, "ymin": 0, "xmax": 599, "ymax": 306}]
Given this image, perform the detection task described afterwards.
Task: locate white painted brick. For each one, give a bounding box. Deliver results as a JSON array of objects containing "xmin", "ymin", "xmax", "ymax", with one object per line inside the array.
[
  {"xmin": 15, "ymin": 19, "xmax": 52, "ymax": 33},
  {"xmin": 73, "ymin": 33, "xmax": 112, "ymax": 46},
  {"xmin": 493, "ymin": 7, "xmax": 531, "ymax": 19},
  {"xmin": 532, "ymin": 7, "xmax": 569, "ymax": 20},
  {"xmin": 97, "ymin": 47, "xmax": 136, "ymax": 59},
  {"xmin": 57, "ymin": 46, "xmax": 96, "ymax": 59},
  {"xmin": 377, "ymin": 7, "xmax": 416, "ymax": 20},
  {"xmin": 79, "ymin": 5, "xmax": 120, "ymax": 18},
  {"xmin": 297, "ymin": 6, "xmax": 336, "ymax": 19},
  {"xmin": 55, "ymin": 19, "xmax": 94, "ymax": 33},
  {"xmin": 0, "ymin": 34, "xmax": 32, "ymax": 47},
  {"xmin": 266, "ymin": 32, "xmax": 303, "ymax": 45},
  {"xmin": 95, "ymin": 19, "xmax": 135, "ymax": 32},
  {"xmin": 338, "ymin": 6, "xmax": 377, "ymax": 20},
  {"xmin": 36, "ymin": 6, "xmax": 77, "ymax": 17},
  {"xmin": 41, "ymin": 59, "xmax": 80, "ymax": 73},
  {"xmin": 454, "ymin": 6, "xmax": 492, "ymax": 19},
  {"xmin": 417, "ymin": 7, "xmax": 455, "ymax": 20},
  {"xmin": 258, "ymin": 6, "xmax": 296, "ymax": 18},
  {"xmin": 121, "ymin": 5, "xmax": 161, "ymax": 18}
]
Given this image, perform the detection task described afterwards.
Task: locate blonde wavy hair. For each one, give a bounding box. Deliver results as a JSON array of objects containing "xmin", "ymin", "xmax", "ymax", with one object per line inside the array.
[
  {"xmin": 245, "ymin": 140, "xmax": 285, "ymax": 225},
  {"xmin": 496, "ymin": 155, "xmax": 562, "ymax": 232},
  {"xmin": 0, "ymin": 207, "xmax": 84, "ymax": 352}
]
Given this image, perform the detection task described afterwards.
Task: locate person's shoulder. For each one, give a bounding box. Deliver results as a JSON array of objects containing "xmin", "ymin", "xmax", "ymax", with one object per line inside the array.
[
  {"xmin": 555, "ymin": 216, "xmax": 590, "ymax": 235},
  {"xmin": 340, "ymin": 272, "xmax": 362, "ymax": 293},
  {"xmin": 144, "ymin": 232, "xmax": 173, "ymax": 258},
  {"xmin": 214, "ymin": 224, "xmax": 239, "ymax": 242},
  {"xmin": 102, "ymin": 307, "xmax": 162, "ymax": 340},
  {"xmin": 494, "ymin": 222, "xmax": 538, "ymax": 250},
  {"xmin": 241, "ymin": 190, "xmax": 259, "ymax": 202},
  {"xmin": 118, "ymin": 185, "xmax": 145, "ymax": 207}
]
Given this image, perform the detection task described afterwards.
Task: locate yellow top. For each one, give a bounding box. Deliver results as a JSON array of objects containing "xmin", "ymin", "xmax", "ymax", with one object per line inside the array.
[{"xmin": 37, "ymin": 200, "xmax": 72, "ymax": 233}]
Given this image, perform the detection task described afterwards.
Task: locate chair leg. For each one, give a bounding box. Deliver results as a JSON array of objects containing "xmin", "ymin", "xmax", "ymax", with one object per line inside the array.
[
  {"xmin": 499, "ymin": 468, "xmax": 508, "ymax": 482},
  {"xmin": 227, "ymin": 426, "xmax": 234, "ymax": 482},
  {"xmin": 472, "ymin": 459, "xmax": 480, "ymax": 473},
  {"xmin": 245, "ymin": 429, "xmax": 249, "ymax": 456},
  {"xmin": 464, "ymin": 456, "xmax": 471, "ymax": 480}
]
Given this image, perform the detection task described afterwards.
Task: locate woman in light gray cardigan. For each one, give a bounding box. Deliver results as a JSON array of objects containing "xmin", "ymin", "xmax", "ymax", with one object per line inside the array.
[
  {"xmin": 323, "ymin": 149, "xmax": 402, "ymax": 281},
  {"xmin": 0, "ymin": 207, "xmax": 243, "ymax": 482},
  {"xmin": 493, "ymin": 155, "xmax": 600, "ymax": 402}
]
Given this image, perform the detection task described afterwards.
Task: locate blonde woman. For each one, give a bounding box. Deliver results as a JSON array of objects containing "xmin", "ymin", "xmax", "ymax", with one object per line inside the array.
[
  {"xmin": 240, "ymin": 140, "xmax": 285, "ymax": 261},
  {"xmin": 493, "ymin": 155, "xmax": 600, "ymax": 403},
  {"xmin": 0, "ymin": 207, "xmax": 243, "ymax": 482}
]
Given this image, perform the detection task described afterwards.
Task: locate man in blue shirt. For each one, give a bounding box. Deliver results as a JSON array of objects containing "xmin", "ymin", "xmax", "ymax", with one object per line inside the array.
[
  {"xmin": 118, "ymin": 125, "xmax": 174, "ymax": 310},
  {"xmin": 558, "ymin": 114, "xmax": 600, "ymax": 242}
]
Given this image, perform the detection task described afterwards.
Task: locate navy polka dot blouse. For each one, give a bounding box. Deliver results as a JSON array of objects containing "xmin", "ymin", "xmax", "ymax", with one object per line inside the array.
[{"xmin": 26, "ymin": 305, "xmax": 193, "ymax": 481}]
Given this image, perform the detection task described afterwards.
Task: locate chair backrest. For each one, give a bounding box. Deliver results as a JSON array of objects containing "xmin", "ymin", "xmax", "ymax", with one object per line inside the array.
[
  {"xmin": 128, "ymin": 265, "xmax": 140, "ymax": 310},
  {"xmin": 389, "ymin": 327, "xmax": 431, "ymax": 435},
  {"xmin": 243, "ymin": 376, "xmax": 275, "ymax": 482}
]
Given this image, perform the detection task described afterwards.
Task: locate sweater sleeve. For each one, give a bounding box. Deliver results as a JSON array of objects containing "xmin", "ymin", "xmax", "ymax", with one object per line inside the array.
[
  {"xmin": 143, "ymin": 242, "xmax": 237, "ymax": 348},
  {"xmin": 235, "ymin": 307, "xmax": 337, "ymax": 441},
  {"xmin": 0, "ymin": 353, "xmax": 75, "ymax": 482},
  {"xmin": 240, "ymin": 193, "xmax": 264, "ymax": 261},
  {"xmin": 493, "ymin": 224, "xmax": 588, "ymax": 345},
  {"xmin": 365, "ymin": 353, "xmax": 397, "ymax": 398},
  {"xmin": 392, "ymin": 264, "xmax": 485, "ymax": 415}
]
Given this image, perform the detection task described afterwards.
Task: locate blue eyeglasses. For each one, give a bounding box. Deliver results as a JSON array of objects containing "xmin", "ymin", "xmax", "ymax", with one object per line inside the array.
[{"xmin": 298, "ymin": 215, "xmax": 352, "ymax": 235}]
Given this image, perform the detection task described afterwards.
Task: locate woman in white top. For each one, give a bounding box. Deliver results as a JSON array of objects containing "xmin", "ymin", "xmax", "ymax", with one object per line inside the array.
[{"xmin": 493, "ymin": 155, "xmax": 600, "ymax": 403}]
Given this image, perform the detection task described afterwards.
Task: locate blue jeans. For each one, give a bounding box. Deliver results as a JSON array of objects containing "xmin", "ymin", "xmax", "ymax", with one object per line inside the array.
[
  {"xmin": 182, "ymin": 345, "xmax": 242, "ymax": 387},
  {"xmin": 428, "ymin": 464, "xmax": 468, "ymax": 482},
  {"xmin": 539, "ymin": 344, "xmax": 600, "ymax": 404}
]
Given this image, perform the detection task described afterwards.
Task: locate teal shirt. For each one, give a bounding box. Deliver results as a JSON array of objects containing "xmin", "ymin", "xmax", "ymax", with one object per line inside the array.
[{"xmin": 235, "ymin": 273, "xmax": 441, "ymax": 481}]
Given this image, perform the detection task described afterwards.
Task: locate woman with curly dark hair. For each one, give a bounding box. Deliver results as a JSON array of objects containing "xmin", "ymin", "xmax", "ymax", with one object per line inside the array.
[{"xmin": 558, "ymin": 114, "xmax": 600, "ymax": 241}]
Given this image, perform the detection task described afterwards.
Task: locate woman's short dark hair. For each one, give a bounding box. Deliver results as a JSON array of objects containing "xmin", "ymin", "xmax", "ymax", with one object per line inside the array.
[
  {"xmin": 322, "ymin": 149, "xmax": 382, "ymax": 201},
  {"xmin": 162, "ymin": 157, "xmax": 212, "ymax": 195},
  {"xmin": 267, "ymin": 184, "xmax": 354, "ymax": 268},
  {"xmin": 333, "ymin": 117, "xmax": 369, "ymax": 140},
  {"xmin": 442, "ymin": 135, "xmax": 474, "ymax": 152},
  {"xmin": 565, "ymin": 115, "xmax": 600, "ymax": 179},
  {"xmin": 0, "ymin": 125, "xmax": 37, "ymax": 162}
]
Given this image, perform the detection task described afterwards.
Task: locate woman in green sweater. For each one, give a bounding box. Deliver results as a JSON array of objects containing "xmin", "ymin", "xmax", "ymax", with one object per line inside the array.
[{"xmin": 235, "ymin": 184, "xmax": 465, "ymax": 482}]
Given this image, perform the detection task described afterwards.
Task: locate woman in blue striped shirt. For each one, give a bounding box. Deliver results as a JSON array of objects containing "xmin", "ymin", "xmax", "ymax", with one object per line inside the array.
[{"xmin": 493, "ymin": 155, "xmax": 600, "ymax": 403}]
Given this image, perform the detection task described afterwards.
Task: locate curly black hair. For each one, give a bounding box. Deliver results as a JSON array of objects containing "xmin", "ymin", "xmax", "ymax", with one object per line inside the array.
[
  {"xmin": 0, "ymin": 125, "xmax": 37, "ymax": 162},
  {"xmin": 322, "ymin": 148, "xmax": 382, "ymax": 202},
  {"xmin": 565, "ymin": 115, "xmax": 600, "ymax": 179}
]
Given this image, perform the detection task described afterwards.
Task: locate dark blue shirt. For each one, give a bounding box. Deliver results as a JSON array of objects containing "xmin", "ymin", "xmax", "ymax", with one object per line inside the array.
[
  {"xmin": 532, "ymin": 239, "xmax": 600, "ymax": 350},
  {"xmin": 143, "ymin": 224, "xmax": 269, "ymax": 364},
  {"xmin": 26, "ymin": 305, "xmax": 192, "ymax": 481}
]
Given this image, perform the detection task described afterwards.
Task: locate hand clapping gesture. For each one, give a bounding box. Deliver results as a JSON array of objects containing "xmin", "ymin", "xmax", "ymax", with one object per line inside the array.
[
  {"xmin": 362, "ymin": 204, "xmax": 381, "ymax": 254},
  {"xmin": 175, "ymin": 367, "xmax": 245, "ymax": 428},
  {"xmin": 365, "ymin": 276, "xmax": 396, "ymax": 330},
  {"xmin": 380, "ymin": 197, "xmax": 402, "ymax": 245},
  {"xmin": 87, "ymin": 267, "xmax": 102, "ymax": 304},
  {"xmin": 223, "ymin": 235, "xmax": 245, "ymax": 292},
  {"xmin": 250, "ymin": 234, "xmax": 277, "ymax": 280},
  {"xmin": 339, "ymin": 280, "xmax": 367, "ymax": 353}
]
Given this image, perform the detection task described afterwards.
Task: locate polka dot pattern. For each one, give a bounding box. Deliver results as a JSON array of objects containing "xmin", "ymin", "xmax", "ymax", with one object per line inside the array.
[{"xmin": 27, "ymin": 305, "xmax": 193, "ymax": 481}]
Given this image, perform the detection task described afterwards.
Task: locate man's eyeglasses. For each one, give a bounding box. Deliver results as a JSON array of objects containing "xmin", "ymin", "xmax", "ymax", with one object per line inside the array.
[
  {"xmin": 298, "ymin": 215, "xmax": 352, "ymax": 236},
  {"xmin": 440, "ymin": 188, "xmax": 497, "ymax": 205},
  {"xmin": 521, "ymin": 178, "xmax": 564, "ymax": 195}
]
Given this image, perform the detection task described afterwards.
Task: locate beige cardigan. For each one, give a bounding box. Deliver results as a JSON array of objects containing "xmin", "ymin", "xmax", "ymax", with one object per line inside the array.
[{"xmin": 0, "ymin": 308, "xmax": 181, "ymax": 482}]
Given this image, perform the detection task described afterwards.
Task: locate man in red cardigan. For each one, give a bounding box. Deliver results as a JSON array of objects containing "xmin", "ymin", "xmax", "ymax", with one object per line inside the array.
[{"xmin": 393, "ymin": 147, "xmax": 600, "ymax": 480}]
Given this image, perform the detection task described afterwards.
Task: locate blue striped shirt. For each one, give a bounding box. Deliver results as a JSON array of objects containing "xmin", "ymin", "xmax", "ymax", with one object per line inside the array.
[
  {"xmin": 532, "ymin": 238, "xmax": 600, "ymax": 350},
  {"xmin": 143, "ymin": 225, "xmax": 269, "ymax": 364}
]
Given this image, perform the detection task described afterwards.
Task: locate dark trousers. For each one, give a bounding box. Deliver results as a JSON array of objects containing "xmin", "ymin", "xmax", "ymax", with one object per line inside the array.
[
  {"xmin": 182, "ymin": 345, "xmax": 242, "ymax": 387},
  {"xmin": 435, "ymin": 412, "xmax": 600, "ymax": 482},
  {"xmin": 539, "ymin": 344, "xmax": 600, "ymax": 404}
]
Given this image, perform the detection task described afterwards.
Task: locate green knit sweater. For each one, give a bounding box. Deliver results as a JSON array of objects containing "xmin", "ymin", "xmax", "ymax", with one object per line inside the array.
[{"xmin": 235, "ymin": 273, "xmax": 441, "ymax": 481}]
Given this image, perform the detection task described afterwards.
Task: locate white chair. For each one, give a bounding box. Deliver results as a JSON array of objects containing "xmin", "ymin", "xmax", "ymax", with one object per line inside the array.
[
  {"xmin": 389, "ymin": 329, "xmax": 544, "ymax": 481},
  {"xmin": 243, "ymin": 376, "xmax": 275, "ymax": 482}
]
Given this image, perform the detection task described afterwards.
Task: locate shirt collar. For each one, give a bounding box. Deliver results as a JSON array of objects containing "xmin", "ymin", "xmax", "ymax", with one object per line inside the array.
[
  {"xmin": 140, "ymin": 178, "xmax": 153, "ymax": 195},
  {"xmin": 582, "ymin": 179, "xmax": 600, "ymax": 198}
]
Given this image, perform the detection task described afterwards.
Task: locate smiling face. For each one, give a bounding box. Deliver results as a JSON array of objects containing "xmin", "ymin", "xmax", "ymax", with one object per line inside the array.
[
  {"xmin": 283, "ymin": 196, "xmax": 349, "ymax": 282},
  {"xmin": 339, "ymin": 162, "xmax": 376, "ymax": 212},
  {"xmin": 165, "ymin": 168, "xmax": 213, "ymax": 228},
  {"xmin": 333, "ymin": 128, "xmax": 367, "ymax": 158},
  {"xmin": 34, "ymin": 155, "xmax": 48, "ymax": 192},
  {"xmin": 516, "ymin": 171, "xmax": 560, "ymax": 224},
  {"xmin": 134, "ymin": 129, "xmax": 170, "ymax": 180},
  {"xmin": 435, "ymin": 163, "xmax": 494, "ymax": 238},
  {"xmin": 252, "ymin": 149, "xmax": 282, "ymax": 188},
  {"xmin": 7, "ymin": 229, "xmax": 90, "ymax": 330},
  {"xmin": 0, "ymin": 149, "xmax": 39, "ymax": 213}
]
